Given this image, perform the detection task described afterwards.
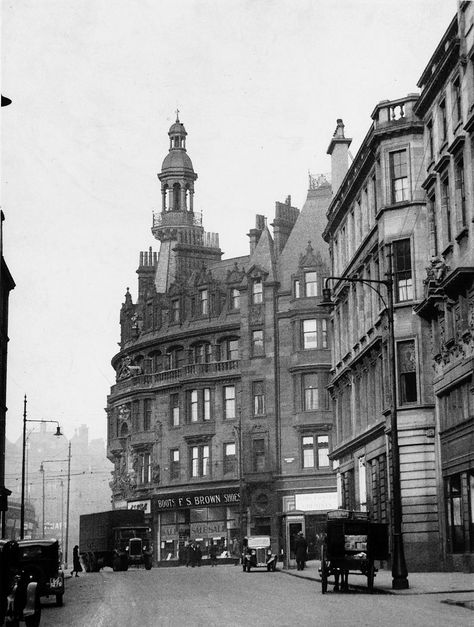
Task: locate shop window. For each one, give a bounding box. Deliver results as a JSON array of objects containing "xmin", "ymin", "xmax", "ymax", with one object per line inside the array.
[
  {"xmin": 224, "ymin": 385, "xmax": 236, "ymax": 420},
  {"xmin": 304, "ymin": 271, "xmax": 318, "ymax": 297},
  {"xmin": 301, "ymin": 435, "xmax": 329, "ymax": 469},
  {"xmin": 389, "ymin": 150, "xmax": 408, "ymax": 203},
  {"xmin": 252, "ymin": 278, "xmax": 263, "ymax": 304},
  {"xmin": 446, "ymin": 474, "xmax": 464, "ymax": 553},
  {"xmin": 230, "ymin": 287, "xmax": 240, "ymax": 310},
  {"xmin": 393, "ymin": 239, "xmax": 413, "ymax": 302},
  {"xmin": 252, "ymin": 381, "xmax": 265, "ymax": 416},
  {"xmin": 251, "ymin": 329, "xmax": 264, "ymax": 357},
  {"xmin": 303, "ymin": 374, "xmax": 319, "ymax": 411},
  {"xmin": 358, "ymin": 458, "xmax": 367, "ymax": 511},
  {"xmin": 170, "ymin": 393, "xmax": 180, "ymax": 427},
  {"xmin": 397, "ymin": 340, "xmax": 417, "ymax": 405},
  {"xmin": 170, "ymin": 449, "xmax": 180, "ymax": 480},
  {"xmin": 224, "ymin": 442, "xmax": 236, "ymax": 474},
  {"xmin": 302, "ymin": 319, "xmax": 317, "ymax": 349},
  {"xmin": 199, "ymin": 289, "xmax": 208, "ymax": 315},
  {"xmin": 252, "ymin": 439, "xmax": 266, "ymax": 472},
  {"xmin": 143, "ymin": 399, "xmax": 152, "ymax": 431},
  {"xmin": 190, "ymin": 444, "xmax": 210, "ymax": 478}
]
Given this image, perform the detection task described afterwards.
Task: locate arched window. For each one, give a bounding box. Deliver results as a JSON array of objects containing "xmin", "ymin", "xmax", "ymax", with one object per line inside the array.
[{"xmin": 173, "ymin": 183, "xmax": 181, "ymax": 211}]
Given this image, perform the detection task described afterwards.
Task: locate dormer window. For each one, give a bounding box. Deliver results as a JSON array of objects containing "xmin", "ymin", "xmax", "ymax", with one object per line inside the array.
[
  {"xmin": 294, "ymin": 280, "xmax": 301, "ymax": 298},
  {"xmin": 252, "ymin": 278, "xmax": 263, "ymax": 304},
  {"xmin": 230, "ymin": 287, "xmax": 240, "ymax": 310},
  {"xmin": 199, "ymin": 289, "xmax": 208, "ymax": 315},
  {"xmin": 171, "ymin": 299, "xmax": 180, "ymax": 323},
  {"xmin": 305, "ymin": 271, "xmax": 318, "ymax": 297}
]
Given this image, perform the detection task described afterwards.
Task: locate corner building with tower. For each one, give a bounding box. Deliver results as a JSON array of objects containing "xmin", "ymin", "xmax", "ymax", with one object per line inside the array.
[{"xmin": 106, "ymin": 116, "xmax": 337, "ymax": 565}]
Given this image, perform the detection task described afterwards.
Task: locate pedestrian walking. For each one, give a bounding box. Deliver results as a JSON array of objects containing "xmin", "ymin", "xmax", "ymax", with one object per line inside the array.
[
  {"xmin": 209, "ymin": 542, "xmax": 218, "ymax": 566},
  {"xmin": 71, "ymin": 545, "xmax": 82, "ymax": 577},
  {"xmin": 195, "ymin": 543, "xmax": 202, "ymax": 567},
  {"xmin": 295, "ymin": 531, "xmax": 308, "ymax": 571}
]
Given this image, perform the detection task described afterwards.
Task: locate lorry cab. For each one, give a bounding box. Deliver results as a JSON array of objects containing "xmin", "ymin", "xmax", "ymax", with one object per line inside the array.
[{"xmin": 113, "ymin": 526, "xmax": 153, "ymax": 571}]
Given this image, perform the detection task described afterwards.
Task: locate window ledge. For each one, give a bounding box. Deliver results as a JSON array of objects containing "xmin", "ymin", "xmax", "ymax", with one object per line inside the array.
[
  {"xmin": 441, "ymin": 243, "xmax": 454, "ymax": 257},
  {"xmin": 455, "ymin": 227, "xmax": 469, "ymax": 243}
]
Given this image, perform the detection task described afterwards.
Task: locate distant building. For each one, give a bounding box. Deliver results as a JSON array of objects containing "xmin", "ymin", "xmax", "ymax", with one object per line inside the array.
[
  {"xmin": 413, "ymin": 2, "xmax": 474, "ymax": 571},
  {"xmin": 106, "ymin": 116, "xmax": 337, "ymax": 565},
  {"xmin": 7, "ymin": 424, "xmax": 112, "ymax": 551}
]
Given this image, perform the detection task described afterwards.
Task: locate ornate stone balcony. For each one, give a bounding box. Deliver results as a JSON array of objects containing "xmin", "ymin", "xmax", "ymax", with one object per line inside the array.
[{"xmin": 110, "ymin": 359, "xmax": 240, "ymax": 396}]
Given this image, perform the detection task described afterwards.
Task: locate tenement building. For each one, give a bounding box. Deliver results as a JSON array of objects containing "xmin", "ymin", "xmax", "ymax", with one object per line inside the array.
[
  {"xmin": 322, "ymin": 3, "xmax": 474, "ymax": 573},
  {"xmin": 106, "ymin": 116, "xmax": 337, "ymax": 565},
  {"xmin": 413, "ymin": 3, "xmax": 474, "ymax": 571}
]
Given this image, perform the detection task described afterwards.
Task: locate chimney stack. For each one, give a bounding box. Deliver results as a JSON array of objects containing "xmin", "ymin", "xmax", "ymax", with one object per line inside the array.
[{"xmin": 327, "ymin": 119, "xmax": 352, "ymax": 195}]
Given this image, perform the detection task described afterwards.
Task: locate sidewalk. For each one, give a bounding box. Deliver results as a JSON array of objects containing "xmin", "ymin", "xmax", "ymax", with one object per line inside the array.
[{"xmin": 280, "ymin": 560, "xmax": 474, "ymax": 596}]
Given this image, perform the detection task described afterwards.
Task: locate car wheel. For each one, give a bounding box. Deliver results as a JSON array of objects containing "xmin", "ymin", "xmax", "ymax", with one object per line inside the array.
[
  {"xmin": 112, "ymin": 557, "xmax": 121, "ymax": 572},
  {"xmin": 56, "ymin": 593, "xmax": 63, "ymax": 607}
]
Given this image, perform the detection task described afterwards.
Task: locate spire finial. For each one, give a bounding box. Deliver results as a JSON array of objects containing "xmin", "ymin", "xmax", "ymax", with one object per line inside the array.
[{"xmin": 175, "ymin": 108, "xmax": 180, "ymax": 122}]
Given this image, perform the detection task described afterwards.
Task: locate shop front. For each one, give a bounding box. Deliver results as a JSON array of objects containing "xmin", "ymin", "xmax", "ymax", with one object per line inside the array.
[{"xmin": 153, "ymin": 487, "xmax": 241, "ymax": 565}]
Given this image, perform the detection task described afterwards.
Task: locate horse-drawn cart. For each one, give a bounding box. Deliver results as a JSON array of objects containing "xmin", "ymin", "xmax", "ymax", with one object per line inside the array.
[{"xmin": 319, "ymin": 510, "xmax": 389, "ymax": 593}]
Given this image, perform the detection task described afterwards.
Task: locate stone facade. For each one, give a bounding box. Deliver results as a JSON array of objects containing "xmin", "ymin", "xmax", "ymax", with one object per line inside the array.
[
  {"xmin": 414, "ymin": 2, "xmax": 474, "ymax": 571},
  {"xmin": 322, "ymin": 3, "xmax": 474, "ymax": 572},
  {"xmin": 106, "ymin": 117, "xmax": 337, "ymax": 564}
]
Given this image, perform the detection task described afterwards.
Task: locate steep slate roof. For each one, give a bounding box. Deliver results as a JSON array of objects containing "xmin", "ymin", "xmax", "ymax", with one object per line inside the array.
[
  {"xmin": 248, "ymin": 224, "xmax": 276, "ymax": 282},
  {"xmin": 277, "ymin": 185, "xmax": 332, "ymax": 290}
]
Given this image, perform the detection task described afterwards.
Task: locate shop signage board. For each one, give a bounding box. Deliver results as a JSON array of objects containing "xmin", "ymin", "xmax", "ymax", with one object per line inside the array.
[
  {"xmin": 154, "ymin": 488, "xmax": 240, "ymax": 511},
  {"xmin": 128, "ymin": 499, "xmax": 152, "ymax": 514}
]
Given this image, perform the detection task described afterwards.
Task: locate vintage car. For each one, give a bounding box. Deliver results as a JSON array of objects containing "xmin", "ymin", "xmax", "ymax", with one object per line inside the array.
[
  {"xmin": 242, "ymin": 536, "xmax": 277, "ymax": 572},
  {"xmin": 0, "ymin": 539, "xmax": 41, "ymax": 626},
  {"xmin": 18, "ymin": 539, "xmax": 65, "ymax": 607}
]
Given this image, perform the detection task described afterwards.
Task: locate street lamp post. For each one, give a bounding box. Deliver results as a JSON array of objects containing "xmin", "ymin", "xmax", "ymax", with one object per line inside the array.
[
  {"xmin": 321, "ymin": 263, "xmax": 409, "ymax": 590},
  {"xmin": 39, "ymin": 457, "xmax": 68, "ymax": 539},
  {"xmin": 20, "ymin": 395, "xmax": 63, "ymax": 539}
]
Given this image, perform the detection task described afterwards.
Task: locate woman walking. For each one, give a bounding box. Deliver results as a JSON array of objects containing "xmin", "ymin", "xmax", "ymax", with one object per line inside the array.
[{"xmin": 71, "ymin": 545, "xmax": 82, "ymax": 577}]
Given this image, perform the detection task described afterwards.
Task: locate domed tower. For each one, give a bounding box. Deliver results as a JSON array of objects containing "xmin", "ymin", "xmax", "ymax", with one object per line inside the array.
[{"xmin": 151, "ymin": 114, "xmax": 221, "ymax": 292}]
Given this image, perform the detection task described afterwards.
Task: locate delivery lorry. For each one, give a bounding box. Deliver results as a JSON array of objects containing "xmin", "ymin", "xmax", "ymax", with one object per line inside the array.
[{"xmin": 79, "ymin": 509, "xmax": 153, "ymax": 572}]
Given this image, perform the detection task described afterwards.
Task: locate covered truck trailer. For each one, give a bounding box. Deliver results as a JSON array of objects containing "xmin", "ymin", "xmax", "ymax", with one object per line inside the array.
[{"xmin": 79, "ymin": 510, "xmax": 153, "ymax": 572}]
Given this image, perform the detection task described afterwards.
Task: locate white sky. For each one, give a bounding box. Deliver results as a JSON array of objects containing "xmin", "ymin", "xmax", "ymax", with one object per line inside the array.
[{"xmin": 2, "ymin": 0, "xmax": 457, "ymax": 443}]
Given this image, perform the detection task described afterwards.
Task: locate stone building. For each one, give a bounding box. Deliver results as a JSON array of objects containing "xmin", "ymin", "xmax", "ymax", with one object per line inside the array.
[
  {"xmin": 322, "ymin": 104, "xmax": 440, "ymax": 571},
  {"xmin": 413, "ymin": 2, "xmax": 474, "ymax": 571},
  {"xmin": 322, "ymin": 4, "xmax": 474, "ymax": 573},
  {"xmin": 107, "ymin": 116, "xmax": 337, "ymax": 565},
  {"xmin": 0, "ymin": 209, "xmax": 15, "ymax": 536}
]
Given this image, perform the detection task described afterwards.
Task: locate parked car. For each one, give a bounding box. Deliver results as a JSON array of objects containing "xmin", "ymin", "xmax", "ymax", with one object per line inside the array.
[
  {"xmin": 18, "ymin": 539, "xmax": 64, "ymax": 607},
  {"xmin": 0, "ymin": 539, "xmax": 41, "ymax": 626},
  {"xmin": 242, "ymin": 536, "xmax": 277, "ymax": 572}
]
